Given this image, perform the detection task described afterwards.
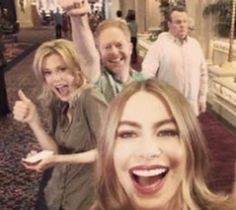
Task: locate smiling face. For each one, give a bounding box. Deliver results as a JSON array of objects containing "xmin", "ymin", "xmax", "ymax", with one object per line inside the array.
[
  {"xmin": 114, "ymin": 91, "xmax": 186, "ymax": 210},
  {"xmin": 97, "ymin": 27, "xmax": 132, "ymax": 77},
  {"xmin": 42, "ymin": 53, "xmax": 77, "ymax": 102}
]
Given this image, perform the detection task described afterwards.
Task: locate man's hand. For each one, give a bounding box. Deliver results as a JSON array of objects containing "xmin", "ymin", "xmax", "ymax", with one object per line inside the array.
[{"xmin": 58, "ymin": 0, "xmax": 90, "ymax": 16}]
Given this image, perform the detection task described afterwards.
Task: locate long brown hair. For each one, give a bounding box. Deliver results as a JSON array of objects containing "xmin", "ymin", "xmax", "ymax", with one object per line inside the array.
[{"xmin": 93, "ymin": 79, "xmax": 234, "ymax": 210}]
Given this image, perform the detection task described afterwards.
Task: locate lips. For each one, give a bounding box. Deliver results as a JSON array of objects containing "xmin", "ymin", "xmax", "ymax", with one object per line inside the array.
[
  {"xmin": 55, "ymin": 84, "xmax": 70, "ymax": 97},
  {"xmin": 108, "ymin": 57, "xmax": 124, "ymax": 65},
  {"xmin": 129, "ymin": 165, "xmax": 169, "ymax": 195}
]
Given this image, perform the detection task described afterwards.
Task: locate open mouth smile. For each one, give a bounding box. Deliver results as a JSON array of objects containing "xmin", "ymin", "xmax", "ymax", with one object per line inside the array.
[
  {"xmin": 129, "ymin": 165, "xmax": 169, "ymax": 194},
  {"xmin": 54, "ymin": 84, "xmax": 70, "ymax": 97}
]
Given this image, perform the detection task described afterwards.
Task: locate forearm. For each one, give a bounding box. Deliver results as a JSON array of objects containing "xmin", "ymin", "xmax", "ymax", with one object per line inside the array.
[
  {"xmin": 29, "ymin": 121, "xmax": 58, "ymax": 153},
  {"xmin": 70, "ymin": 15, "xmax": 100, "ymax": 83},
  {"xmin": 54, "ymin": 149, "xmax": 97, "ymax": 164}
]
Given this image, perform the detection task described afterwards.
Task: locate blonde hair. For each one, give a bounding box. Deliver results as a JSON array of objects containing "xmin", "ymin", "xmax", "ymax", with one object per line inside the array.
[
  {"xmin": 93, "ymin": 79, "xmax": 234, "ymax": 210},
  {"xmin": 33, "ymin": 39, "xmax": 86, "ymax": 105},
  {"xmin": 94, "ymin": 19, "xmax": 131, "ymax": 44}
]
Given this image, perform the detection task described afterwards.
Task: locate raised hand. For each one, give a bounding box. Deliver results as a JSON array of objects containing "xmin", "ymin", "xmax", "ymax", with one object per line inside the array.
[
  {"xmin": 58, "ymin": 0, "xmax": 90, "ymax": 16},
  {"xmin": 13, "ymin": 90, "xmax": 39, "ymax": 125}
]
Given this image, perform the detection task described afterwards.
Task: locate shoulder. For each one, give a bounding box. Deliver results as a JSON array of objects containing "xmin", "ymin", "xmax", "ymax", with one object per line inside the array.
[
  {"xmin": 81, "ymin": 86, "xmax": 107, "ymax": 103},
  {"xmin": 188, "ymin": 36, "xmax": 201, "ymax": 47}
]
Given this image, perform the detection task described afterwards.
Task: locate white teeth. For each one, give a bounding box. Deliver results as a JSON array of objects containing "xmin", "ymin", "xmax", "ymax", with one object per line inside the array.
[
  {"xmin": 110, "ymin": 58, "xmax": 121, "ymax": 63},
  {"xmin": 55, "ymin": 84, "xmax": 66, "ymax": 88},
  {"xmin": 132, "ymin": 168, "xmax": 166, "ymax": 177}
]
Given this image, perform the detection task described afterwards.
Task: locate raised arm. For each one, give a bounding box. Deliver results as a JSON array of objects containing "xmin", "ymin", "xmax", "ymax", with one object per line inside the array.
[
  {"xmin": 58, "ymin": 0, "xmax": 101, "ymax": 83},
  {"xmin": 13, "ymin": 90, "xmax": 58, "ymax": 153}
]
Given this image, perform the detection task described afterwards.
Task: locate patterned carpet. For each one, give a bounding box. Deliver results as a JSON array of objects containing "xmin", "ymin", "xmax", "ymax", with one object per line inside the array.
[
  {"xmin": 0, "ymin": 50, "xmax": 236, "ymax": 209},
  {"xmin": 3, "ymin": 41, "xmax": 37, "ymax": 72},
  {"xmin": 199, "ymin": 112, "xmax": 236, "ymax": 193}
]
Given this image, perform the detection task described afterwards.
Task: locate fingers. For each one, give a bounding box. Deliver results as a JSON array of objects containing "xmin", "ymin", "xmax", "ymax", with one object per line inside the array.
[
  {"xmin": 21, "ymin": 160, "xmax": 43, "ymax": 173},
  {"xmin": 13, "ymin": 100, "xmax": 30, "ymax": 122},
  {"xmin": 13, "ymin": 90, "xmax": 36, "ymax": 123},
  {"xmin": 18, "ymin": 89, "xmax": 30, "ymax": 103},
  {"xmin": 58, "ymin": 0, "xmax": 90, "ymax": 16}
]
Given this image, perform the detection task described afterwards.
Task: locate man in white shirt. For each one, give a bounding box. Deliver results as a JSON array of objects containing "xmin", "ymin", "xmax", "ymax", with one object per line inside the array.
[{"xmin": 142, "ymin": 6, "xmax": 208, "ymax": 116}]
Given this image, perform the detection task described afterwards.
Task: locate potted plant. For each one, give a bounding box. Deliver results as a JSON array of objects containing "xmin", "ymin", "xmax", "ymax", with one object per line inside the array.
[{"xmin": 203, "ymin": 0, "xmax": 234, "ymax": 38}]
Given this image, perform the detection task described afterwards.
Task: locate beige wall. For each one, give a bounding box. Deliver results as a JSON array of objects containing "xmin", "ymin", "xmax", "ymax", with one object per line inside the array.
[
  {"xmin": 186, "ymin": 0, "xmax": 215, "ymax": 59},
  {"xmin": 15, "ymin": 0, "xmax": 34, "ymax": 28},
  {"xmin": 110, "ymin": 0, "xmax": 216, "ymax": 58},
  {"xmin": 145, "ymin": 0, "xmax": 161, "ymax": 32}
]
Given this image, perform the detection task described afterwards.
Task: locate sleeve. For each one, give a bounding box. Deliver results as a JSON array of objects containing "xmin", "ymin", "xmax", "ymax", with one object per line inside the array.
[
  {"xmin": 198, "ymin": 43, "xmax": 208, "ymax": 104},
  {"xmin": 141, "ymin": 40, "xmax": 160, "ymax": 79},
  {"xmin": 83, "ymin": 88, "xmax": 108, "ymax": 141}
]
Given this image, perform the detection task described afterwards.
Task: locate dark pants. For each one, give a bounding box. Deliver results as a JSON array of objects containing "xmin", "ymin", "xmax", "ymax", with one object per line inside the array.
[
  {"xmin": 55, "ymin": 24, "xmax": 62, "ymax": 39},
  {"xmin": 35, "ymin": 168, "xmax": 53, "ymax": 210},
  {"xmin": 131, "ymin": 36, "xmax": 138, "ymax": 63},
  {"xmin": 0, "ymin": 65, "xmax": 10, "ymax": 117}
]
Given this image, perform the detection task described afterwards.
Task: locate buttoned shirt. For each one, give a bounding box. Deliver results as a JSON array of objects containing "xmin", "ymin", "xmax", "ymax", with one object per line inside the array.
[
  {"xmin": 44, "ymin": 86, "xmax": 107, "ymax": 210},
  {"xmin": 142, "ymin": 32, "xmax": 208, "ymax": 115}
]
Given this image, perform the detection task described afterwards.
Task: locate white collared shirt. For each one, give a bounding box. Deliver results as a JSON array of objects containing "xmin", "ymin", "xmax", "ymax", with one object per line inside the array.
[{"xmin": 142, "ymin": 32, "xmax": 208, "ymax": 115}]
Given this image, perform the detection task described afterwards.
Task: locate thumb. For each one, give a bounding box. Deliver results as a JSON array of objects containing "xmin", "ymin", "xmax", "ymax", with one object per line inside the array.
[{"xmin": 18, "ymin": 90, "xmax": 30, "ymax": 103}]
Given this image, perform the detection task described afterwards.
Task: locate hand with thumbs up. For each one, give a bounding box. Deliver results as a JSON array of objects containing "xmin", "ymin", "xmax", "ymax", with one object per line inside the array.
[
  {"xmin": 13, "ymin": 90, "xmax": 40, "ymax": 127},
  {"xmin": 58, "ymin": 0, "xmax": 90, "ymax": 16}
]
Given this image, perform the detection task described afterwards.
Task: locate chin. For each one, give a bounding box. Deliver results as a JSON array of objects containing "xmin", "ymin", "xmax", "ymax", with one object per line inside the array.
[{"xmin": 132, "ymin": 200, "xmax": 165, "ymax": 210}]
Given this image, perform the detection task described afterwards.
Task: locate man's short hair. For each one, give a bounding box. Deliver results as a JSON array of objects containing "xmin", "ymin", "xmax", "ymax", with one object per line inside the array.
[
  {"xmin": 116, "ymin": 10, "xmax": 122, "ymax": 18},
  {"xmin": 167, "ymin": 6, "xmax": 187, "ymax": 22}
]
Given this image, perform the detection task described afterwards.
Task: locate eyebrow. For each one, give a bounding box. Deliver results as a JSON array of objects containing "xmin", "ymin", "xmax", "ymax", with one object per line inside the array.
[
  {"xmin": 118, "ymin": 118, "xmax": 176, "ymax": 129},
  {"xmin": 152, "ymin": 118, "xmax": 176, "ymax": 129}
]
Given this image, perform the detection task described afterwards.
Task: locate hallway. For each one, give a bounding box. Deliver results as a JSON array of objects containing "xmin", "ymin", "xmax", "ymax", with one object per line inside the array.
[
  {"xmin": 0, "ymin": 26, "xmax": 55, "ymax": 210},
  {"xmin": 0, "ymin": 26, "xmax": 236, "ymax": 209}
]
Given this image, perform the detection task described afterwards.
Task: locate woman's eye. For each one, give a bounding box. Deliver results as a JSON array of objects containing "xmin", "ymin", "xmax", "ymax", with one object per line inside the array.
[
  {"xmin": 117, "ymin": 131, "xmax": 137, "ymax": 139},
  {"xmin": 43, "ymin": 71, "xmax": 51, "ymax": 76},
  {"xmin": 59, "ymin": 66, "xmax": 67, "ymax": 72},
  {"xmin": 157, "ymin": 129, "xmax": 179, "ymax": 137}
]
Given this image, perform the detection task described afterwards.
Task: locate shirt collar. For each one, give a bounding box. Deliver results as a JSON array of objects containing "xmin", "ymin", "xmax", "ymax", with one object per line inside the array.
[
  {"xmin": 167, "ymin": 32, "xmax": 188, "ymax": 44},
  {"xmin": 105, "ymin": 67, "xmax": 134, "ymax": 84}
]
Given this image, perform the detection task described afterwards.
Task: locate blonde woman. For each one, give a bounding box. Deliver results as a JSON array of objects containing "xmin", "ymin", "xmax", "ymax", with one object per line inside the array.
[
  {"xmin": 92, "ymin": 79, "xmax": 235, "ymax": 210},
  {"xmin": 13, "ymin": 39, "xmax": 107, "ymax": 210}
]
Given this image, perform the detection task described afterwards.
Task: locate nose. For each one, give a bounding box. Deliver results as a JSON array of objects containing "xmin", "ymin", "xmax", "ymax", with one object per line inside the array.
[
  {"xmin": 51, "ymin": 71, "xmax": 62, "ymax": 81},
  {"xmin": 109, "ymin": 45, "xmax": 119, "ymax": 55},
  {"xmin": 135, "ymin": 138, "xmax": 162, "ymax": 160}
]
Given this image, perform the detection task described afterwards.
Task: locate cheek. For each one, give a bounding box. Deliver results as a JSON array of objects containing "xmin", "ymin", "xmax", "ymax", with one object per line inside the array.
[
  {"xmin": 66, "ymin": 74, "xmax": 76, "ymax": 84},
  {"xmin": 166, "ymin": 144, "xmax": 186, "ymax": 169},
  {"xmin": 113, "ymin": 142, "xmax": 132, "ymax": 172},
  {"xmin": 44, "ymin": 76, "xmax": 52, "ymax": 85},
  {"xmin": 99, "ymin": 50, "xmax": 108, "ymax": 61}
]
